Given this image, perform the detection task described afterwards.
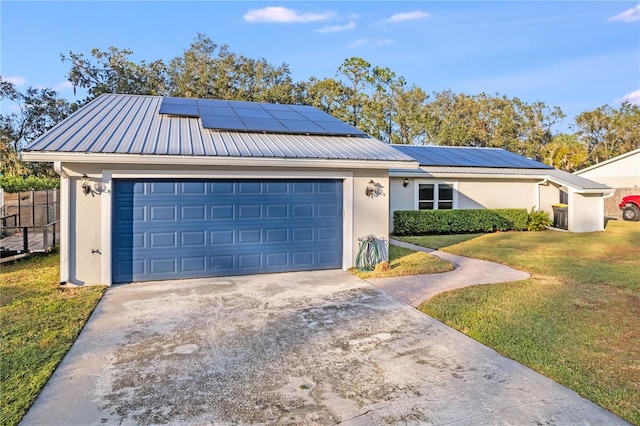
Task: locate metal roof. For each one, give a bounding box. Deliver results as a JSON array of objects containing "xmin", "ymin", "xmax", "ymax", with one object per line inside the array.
[
  {"xmin": 391, "ymin": 144, "xmax": 553, "ymax": 169},
  {"xmin": 390, "ymin": 166, "xmax": 613, "ymax": 192},
  {"xmin": 25, "ymin": 94, "xmax": 415, "ymax": 164}
]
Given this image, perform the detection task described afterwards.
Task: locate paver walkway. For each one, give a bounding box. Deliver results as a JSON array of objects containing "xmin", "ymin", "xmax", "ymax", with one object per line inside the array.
[{"xmin": 367, "ymin": 239, "xmax": 531, "ymax": 307}]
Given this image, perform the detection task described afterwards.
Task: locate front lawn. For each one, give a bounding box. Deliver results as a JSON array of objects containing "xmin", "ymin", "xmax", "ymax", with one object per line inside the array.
[
  {"xmin": 350, "ymin": 244, "xmax": 453, "ymax": 279},
  {"xmin": 420, "ymin": 220, "xmax": 640, "ymax": 425},
  {"xmin": 0, "ymin": 253, "xmax": 105, "ymax": 426}
]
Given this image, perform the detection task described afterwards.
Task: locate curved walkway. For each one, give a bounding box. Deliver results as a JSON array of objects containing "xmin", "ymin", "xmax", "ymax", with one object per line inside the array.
[{"xmin": 366, "ymin": 239, "xmax": 531, "ymax": 307}]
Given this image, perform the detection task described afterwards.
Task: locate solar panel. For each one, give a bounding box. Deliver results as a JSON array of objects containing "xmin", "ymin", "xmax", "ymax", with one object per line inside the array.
[
  {"xmin": 392, "ymin": 145, "xmax": 552, "ymax": 169},
  {"xmin": 269, "ymin": 110, "xmax": 306, "ymax": 120},
  {"xmin": 279, "ymin": 119, "xmax": 326, "ymax": 133},
  {"xmin": 200, "ymin": 115, "xmax": 247, "ymax": 131},
  {"xmin": 159, "ymin": 102, "xmax": 199, "ymax": 117},
  {"xmin": 234, "ymin": 108, "xmax": 272, "ymax": 119},
  {"xmin": 240, "ymin": 118, "xmax": 288, "ymax": 132},
  {"xmin": 158, "ymin": 96, "xmax": 366, "ymax": 136}
]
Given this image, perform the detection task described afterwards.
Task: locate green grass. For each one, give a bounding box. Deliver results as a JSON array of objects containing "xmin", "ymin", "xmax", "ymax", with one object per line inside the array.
[
  {"xmin": 0, "ymin": 253, "xmax": 105, "ymax": 426},
  {"xmin": 393, "ymin": 233, "xmax": 484, "ymax": 249},
  {"xmin": 419, "ymin": 221, "xmax": 640, "ymax": 425},
  {"xmin": 350, "ymin": 244, "xmax": 453, "ymax": 279}
]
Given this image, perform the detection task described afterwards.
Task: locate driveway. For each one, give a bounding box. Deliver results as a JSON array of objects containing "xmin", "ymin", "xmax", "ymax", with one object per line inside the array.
[{"xmin": 22, "ymin": 270, "xmax": 626, "ymax": 425}]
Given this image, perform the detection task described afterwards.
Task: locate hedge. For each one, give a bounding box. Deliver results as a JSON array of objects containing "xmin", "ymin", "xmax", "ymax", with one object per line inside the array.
[
  {"xmin": 0, "ymin": 175, "xmax": 60, "ymax": 193},
  {"xmin": 393, "ymin": 208, "xmax": 529, "ymax": 235}
]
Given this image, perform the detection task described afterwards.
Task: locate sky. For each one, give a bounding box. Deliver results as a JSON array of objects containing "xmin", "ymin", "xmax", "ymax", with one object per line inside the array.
[{"xmin": 2, "ymin": 1, "xmax": 639, "ymax": 133}]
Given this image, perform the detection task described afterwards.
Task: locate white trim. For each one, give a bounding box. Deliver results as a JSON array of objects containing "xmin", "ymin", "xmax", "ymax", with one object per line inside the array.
[
  {"xmin": 101, "ymin": 169, "xmax": 355, "ymax": 286},
  {"xmin": 413, "ymin": 179, "xmax": 459, "ymax": 210},
  {"xmin": 101, "ymin": 171, "xmax": 113, "ymax": 286},
  {"xmin": 342, "ymin": 176, "xmax": 354, "ymax": 270},
  {"xmin": 22, "ymin": 151, "xmax": 418, "ymax": 170},
  {"xmin": 60, "ymin": 177, "xmax": 71, "ymax": 283},
  {"xmin": 53, "ymin": 162, "xmax": 70, "ymax": 284}
]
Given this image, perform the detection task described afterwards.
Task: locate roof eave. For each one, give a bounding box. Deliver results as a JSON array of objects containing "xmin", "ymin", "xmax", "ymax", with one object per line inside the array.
[
  {"xmin": 389, "ymin": 169, "xmax": 614, "ymax": 193},
  {"xmin": 22, "ymin": 151, "xmax": 419, "ymax": 170}
]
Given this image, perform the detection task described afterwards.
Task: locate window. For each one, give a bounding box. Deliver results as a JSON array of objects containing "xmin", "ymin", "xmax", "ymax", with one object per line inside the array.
[{"xmin": 418, "ymin": 183, "xmax": 454, "ymax": 210}]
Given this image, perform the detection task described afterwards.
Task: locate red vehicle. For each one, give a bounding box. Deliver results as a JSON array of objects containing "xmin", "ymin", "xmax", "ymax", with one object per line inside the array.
[{"xmin": 619, "ymin": 195, "xmax": 640, "ymax": 221}]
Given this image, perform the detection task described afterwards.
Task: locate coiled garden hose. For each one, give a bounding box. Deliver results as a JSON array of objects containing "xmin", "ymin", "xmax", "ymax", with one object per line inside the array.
[{"xmin": 356, "ymin": 234, "xmax": 383, "ymax": 271}]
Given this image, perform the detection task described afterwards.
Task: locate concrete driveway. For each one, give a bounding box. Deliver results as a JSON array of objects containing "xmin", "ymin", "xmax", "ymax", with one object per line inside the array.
[{"xmin": 22, "ymin": 270, "xmax": 626, "ymax": 425}]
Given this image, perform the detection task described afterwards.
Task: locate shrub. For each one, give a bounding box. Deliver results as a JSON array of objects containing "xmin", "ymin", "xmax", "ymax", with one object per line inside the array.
[
  {"xmin": 527, "ymin": 207, "xmax": 553, "ymax": 231},
  {"xmin": 393, "ymin": 208, "xmax": 529, "ymax": 235},
  {"xmin": 0, "ymin": 174, "xmax": 59, "ymax": 193}
]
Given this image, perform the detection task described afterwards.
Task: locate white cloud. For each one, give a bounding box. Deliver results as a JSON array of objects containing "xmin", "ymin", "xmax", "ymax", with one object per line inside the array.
[
  {"xmin": 4, "ymin": 76, "xmax": 26, "ymax": 86},
  {"xmin": 608, "ymin": 4, "xmax": 640, "ymax": 23},
  {"xmin": 54, "ymin": 81, "xmax": 74, "ymax": 92},
  {"xmin": 382, "ymin": 11, "xmax": 430, "ymax": 24},
  {"xmin": 348, "ymin": 38, "xmax": 369, "ymax": 48},
  {"xmin": 376, "ymin": 39, "xmax": 395, "ymax": 46},
  {"xmin": 616, "ymin": 89, "xmax": 640, "ymax": 105},
  {"xmin": 347, "ymin": 38, "xmax": 395, "ymax": 48},
  {"xmin": 316, "ymin": 21, "xmax": 355, "ymax": 33},
  {"xmin": 244, "ymin": 6, "xmax": 334, "ymax": 23}
]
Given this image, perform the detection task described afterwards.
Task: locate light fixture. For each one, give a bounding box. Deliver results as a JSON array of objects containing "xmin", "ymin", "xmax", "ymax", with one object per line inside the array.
[
  {"xmin": 403, "ymin": 178, "xmax": 409, "ymax": 187},
  {"xmin": 366, "ymin": 180, "xmax": 376, "ymax": 198},
  {"xmin": 81, "ymin": 174, "xmax": 92, "ymax": 195}
]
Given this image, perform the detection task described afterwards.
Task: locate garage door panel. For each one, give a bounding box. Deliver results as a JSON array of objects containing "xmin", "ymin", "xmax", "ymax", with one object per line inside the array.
[
  {"xmin": 238, "ymin": 229, "xmax": 261, "ymax": 244},
  {"xmin": 238, "ymin": 205, "xmax": 261, "ymax": 219},
  {"xmin": 149, "ymin": 232, "xmax": 177, "ymax": 248},
  {"xmin": 150, "ymin": 258, "xmax": 177, "ymax": 274},
  {"xmin": 150, "ymin": 181, "xmax": 176, "ymax": 195},
  {"xmin": 211, "ymin": 205, "xmax": 234, "ymax": 219},
  {"xmin": 181, "ymin": 231, "xmax": 206, "ymax": 246},
  {"xmin": 181, "ymin": 206, "xmax": 206, "ymax": 220},
  {"xmin": 112, "ymin": 179, "xmax": 343, "ymax": 283},
  {"xmin": 181, "ymin": 181, "xmax": 206, "ymax": 194},
  {"xmin": 181, "ymin": 257, "xmax": 206, "ymax": 272},
  {"xmin": 266, "ymin": 252, "xmax": 288, "ymax": 267}
]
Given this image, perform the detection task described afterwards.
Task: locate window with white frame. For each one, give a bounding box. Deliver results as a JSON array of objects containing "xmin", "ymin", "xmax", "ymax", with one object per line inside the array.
[{"xmin": 418, "ymin": 182, "xmax": 455, "ymax": 210}]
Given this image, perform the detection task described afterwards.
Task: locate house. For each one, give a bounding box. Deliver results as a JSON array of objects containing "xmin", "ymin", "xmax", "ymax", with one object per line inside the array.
[
  {"xmin": 23, "ymin": 94, "xmax": 417, "ymax": 286},
  {"xmin": 574, "ymin": 148, "xmax": 640, "ymax": 189},
  {"xmin": 388, "ymin": 145, "xmax": 614, "ymax": 233},
  {"xmin": 574, "ymin": 148, "xmax": 640, "ymax": 216}
]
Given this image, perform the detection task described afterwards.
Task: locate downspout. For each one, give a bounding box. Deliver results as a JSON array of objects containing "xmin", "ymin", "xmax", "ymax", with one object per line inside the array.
[
  {"xmin": 535, "ymin": 178, "xmax": 549, "ymax": 210},
  {"xmin": 53, "ymin": 161, "xmax": 70, "ymax": 284}
]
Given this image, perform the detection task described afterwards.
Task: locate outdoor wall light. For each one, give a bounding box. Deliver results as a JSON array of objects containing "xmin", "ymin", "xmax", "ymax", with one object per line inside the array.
[
  {"xmin": 81, "ymin": 174, "xmax": 92, "ymax": 195},
  {"xmin": 365, "ymin": 180, "xmax": 376, "ymax": 197},
  {"xmin": 403, "ymin": 178, "xmax": 409, "ymax": 187}
]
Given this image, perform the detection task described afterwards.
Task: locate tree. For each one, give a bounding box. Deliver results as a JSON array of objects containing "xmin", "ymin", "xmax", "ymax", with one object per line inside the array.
[
  {"xmin": 423, "ymin": 90, "xmax": 564, "ymax": 158},
  {"xmin": 62, "ymin": 47, "xmax": 168, "ymax": 100},
  {"xmin": 167, "ymin": 34, "xmax": 296, "ymax": 103},
  {"xmin": 574, "ymin": 102, "xmax": 640, "ymax": 165},
  {"xmin": 296, "ymin": 77, "xmax": 350, "ymax": 121},
  {"xmin": 336, "ymin": 57, "xmax": 371, "ymax": 126},
  {"xmin": 0, "ymin": 78, "xmax": 75, "ymax": 176},
  {"xmin": 541, "ymin": 133, "xmax": 588, "ymax": 171},
  {"xmin": 389, "ymin": 84, "xmax": 429, "ymax": 145}
]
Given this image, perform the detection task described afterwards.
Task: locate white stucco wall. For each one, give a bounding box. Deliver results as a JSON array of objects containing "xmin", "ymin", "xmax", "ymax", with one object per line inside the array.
[
  {"xmin": 388, "ymin": 177, "xmax": 415, "ymax": 230},
  {"xmin": 568, "ymin": 191, "xmax": 605, "ymax": 232},
  {"xmin": 456, "ymin": 179, "xmax": 538, "ymax": 209},
  {"xmin": 576, "ymin": 151, "xmax": 640, "ymax": 188},
  {"xmin": 59, "ymin": 162, "xmax": 390, "ymax": 286}
]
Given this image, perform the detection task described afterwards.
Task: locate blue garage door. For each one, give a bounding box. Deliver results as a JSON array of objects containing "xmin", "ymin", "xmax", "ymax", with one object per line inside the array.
[{"xmin": 112, "ymin": 179, "xmax": 343, "ymax": 283}]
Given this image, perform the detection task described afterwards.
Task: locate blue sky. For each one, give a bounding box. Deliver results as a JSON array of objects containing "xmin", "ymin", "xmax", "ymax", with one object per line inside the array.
[{"xmin": 2, "ymin": 1, "xmax": 639, "ymax": 133}]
